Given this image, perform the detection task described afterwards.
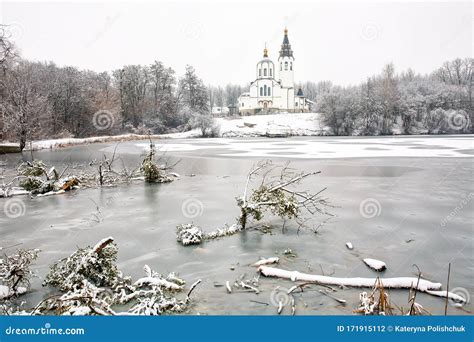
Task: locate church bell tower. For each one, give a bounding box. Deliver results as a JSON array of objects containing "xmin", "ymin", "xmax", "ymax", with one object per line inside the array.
[{"xmin": 278, "ymin": 28, "xmax": 294, "ymax": 88}]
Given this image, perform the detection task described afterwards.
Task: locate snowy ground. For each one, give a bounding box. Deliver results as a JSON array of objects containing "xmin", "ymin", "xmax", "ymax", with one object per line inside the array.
[
  {"xmin": 160, "ymin": 113, "xmax": 324, "ymax": 138},
  {"xmin": 5, "ymin": 113, "xmax": 473, "ymax": 155},
  {"xmin": 22, "ymin": 134, "xmax": 163, "ymax": 151},
  {"xmin": 216, "ymin": 113, "xmax": 324, "ymax": 137},
  {"xmin": 5, "ymin": 113, "xmax": 324, "ymax": 150}
]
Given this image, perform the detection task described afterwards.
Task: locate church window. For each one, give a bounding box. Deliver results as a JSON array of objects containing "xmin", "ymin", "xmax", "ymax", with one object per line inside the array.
[
  {"xmin": 295, "ymin": 102, "xmax": 298, "ymax": 106},
  {"xmin": 264, "ymin": 69, "xmax": 267, "ymax": 76},
  {"xmin": 260, "ymin": 87, "xmax": 263, "ymax": 96},
  {"xmin": 290, "ymin": 62, "xmax": 293, "ymax": 71},
  {"xmin": 270, "ymin": 68, "xmax": 272, "ymax": 76},
  {"xmin": 259, "ymin": 69, "xmax": 261, "ymax": 76},
  {"xmin": 242, "ymin": 102, "xmax": 244, "ymax": 107},
  {"xmin": 264, "ymin": 85, "xmax": 267, "ymax": 96},
  {"xmin": 284, "ymin": 62, "xmax": 288, "ymax": 71},
  {"xmin": 268, "ymin": 87, "xmax": 271, "ymax": 96}
]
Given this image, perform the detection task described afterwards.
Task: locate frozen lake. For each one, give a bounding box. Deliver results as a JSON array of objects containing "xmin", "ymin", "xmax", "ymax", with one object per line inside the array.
[{"xmin": 1, "ymin": 135, "xmax": 473, "ymax": 315}]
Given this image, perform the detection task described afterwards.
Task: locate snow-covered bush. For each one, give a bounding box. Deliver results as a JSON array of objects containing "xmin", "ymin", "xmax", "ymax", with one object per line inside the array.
[
  {"xmin": 36, "ymin": 238, "xmax": 200, "ymax": 315},
  {"xmin": 176, "ymin": 224, "xmax": 203, "ymax": 245},
  {"xmin": 17, "ymin": 160, "xmax": 47, "ymax": 177},
  {"xmin": 141, "ymin": 142, "xmax": 173, "ymax": 183},
  {"xmin": 249, "ymin": 185, "xmax": 299, "ymax": 220},
  {"xmin": 176, "ymin": 223, "xmax": 243, "ymax": 246},
  {"xmin": 190, "ymin": 113, "xmax": 220, "ymax": 137},
  {"xmin": 14, "ymin": 160, "xmax": 80, "ymax": 194},
  {"xmin": 0, "ymin": 249, "xmax": 40, "ymax": 301},
  {"xmin": 44, "ymin": 237, "xmax": 119, "ymax": 291}
]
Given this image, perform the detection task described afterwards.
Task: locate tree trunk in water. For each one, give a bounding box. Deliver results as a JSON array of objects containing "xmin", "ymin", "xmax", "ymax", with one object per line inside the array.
[
  {"xmin": 239, "ymin": 208, "xmax": 247, "ymax": 230},
  {"xmin": 19, "ymin": 133, "xmax": 26, "ymax": 152}
]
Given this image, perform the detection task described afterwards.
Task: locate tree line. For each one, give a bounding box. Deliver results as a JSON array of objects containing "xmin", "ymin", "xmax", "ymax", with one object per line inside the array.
[
  {"xmin": 1, "ymin": 24, "xmax": 473, "ymax": 150},
  {"xmin": 301, "ymin": 59, "xmax": 473, "ymax": 135},
  {"xmin": 0, "ymin": 26, "xmax": 245, "ymax": 150}
]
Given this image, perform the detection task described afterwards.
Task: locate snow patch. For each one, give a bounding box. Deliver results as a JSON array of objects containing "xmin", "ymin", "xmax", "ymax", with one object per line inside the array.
[{"xmin": 363, "ymin": 258, "xmax": 387, "ymax": 271}]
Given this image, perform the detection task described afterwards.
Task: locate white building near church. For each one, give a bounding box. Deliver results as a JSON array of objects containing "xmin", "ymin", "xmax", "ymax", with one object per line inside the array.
[{"xmin": 238, "ymin": 28, "xmax": 312, "ymax": 115}]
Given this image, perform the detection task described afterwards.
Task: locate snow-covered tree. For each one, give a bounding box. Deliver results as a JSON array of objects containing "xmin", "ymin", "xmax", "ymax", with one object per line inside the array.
[
  {"xmin": 224, "ymin": 84, "xmax": 242, "ymax": 108},
  {"xmin": 0, "ymin": 61, "xmax": 51, "ymax": 150},
  {"xmin": 317, "ymin": 86, "xmax": 360, "ymax": 136},
  {"xmin": 148, "ymin": 61, "xmax": 177, "ymax": 130},
  {"xmin": 0, "ymin": 25, "xmax": 17, "ymax": 72},
  {"xmin": 178, "ymin": 65, "xmax": 209, "ymax": 114},
  {"xmin": 375, "ymin": 63, "xmax": 399, "ymax": 135},
  {"xmin": 113, "ymin": 65, "xmax": 150, "ymax": 128}
]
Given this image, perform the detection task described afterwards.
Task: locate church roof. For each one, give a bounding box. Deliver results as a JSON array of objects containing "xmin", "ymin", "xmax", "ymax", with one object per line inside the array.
[
  {"xmin": 296, "ymin": 88, "xmax": 304, "ymax": 96},
  {"xmin": 279, "ymin": 28, "xmax": 294, "ymax": 59},
  {"xmin": 258, "ymin": 57, "xmax": 274, "ymax": 64}
]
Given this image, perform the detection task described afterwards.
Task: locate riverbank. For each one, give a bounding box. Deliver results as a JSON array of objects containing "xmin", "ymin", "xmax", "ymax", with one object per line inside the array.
[
  {"xmin": 0, "ymin": 113, "xmax": 326, "ymax": 152},
  {"xmin": 1, "ymin": 113, "xmax": 472, "ymax": 154}
]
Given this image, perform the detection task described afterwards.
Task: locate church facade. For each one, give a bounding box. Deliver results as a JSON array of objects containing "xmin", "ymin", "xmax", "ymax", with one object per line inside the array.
[{"xmin": 238, "ymin": 28, "xmax": 312, "ymax": 115}]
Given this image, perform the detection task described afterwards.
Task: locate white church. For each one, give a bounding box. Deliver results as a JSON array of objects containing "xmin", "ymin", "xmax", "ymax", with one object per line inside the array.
[{"xmin": 238, "ymin": 28, "xmax": 313, "ymax": 115}]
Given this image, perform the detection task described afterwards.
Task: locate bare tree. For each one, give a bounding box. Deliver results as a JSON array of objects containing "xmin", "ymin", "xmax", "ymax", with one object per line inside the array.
[
  {"xmin": 376, "ymin": 63, "xmax": 399, "ymax": 135},
  {"xmin": 434, "ymin": 58, "xmax": 473, "ymax": 131},
  {"xmin": 0, "ymin": 25, "xmax": 17, "ymax": 73},
  {"xmin": 0, "ymin": 61, "xmax": 50, "ymax": 150},
  {"xmin": 178, "ymin": 65, "xmax": 209, "ymax": 114},
  {"xmin": 113, "ymin": 65, "xmax": 150, "ymax": 127}
]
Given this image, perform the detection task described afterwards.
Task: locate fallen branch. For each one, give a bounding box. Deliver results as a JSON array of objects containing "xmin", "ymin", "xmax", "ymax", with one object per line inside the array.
[
  {"xmin": 186, "ymin": 279, "xmax": 202, "ymax": 303},
  {"xmin": 252, "ymin": 257, "xmax": 280, "ymax": 267},
  {"xmin": 237, "ymin": 161, "xmax": 330, "ymax": 230},
  {"xmin": 426, "ymin": 290, "xmax": 467, "ymax": 304},
  {"xmin": 0, "ymin": 249, "xmax": 40, "ymax": 300},
  {"xmin": 176, "ymin": 223, "xmax": 243, "ymax": 246},
  {"xmin": 225, "ymin": 281, "xmax": 232, "ymax": 294},
  {"xmin": 133, "ymin": 277, "xmax": 183, "ymax": 291},
  {"xmin": 258, "ymin": 266, "xmax": 442, "ymax": 292},
  {"xmin": 319, "ymin": 289, "xmax": 347, "ymax": 304}
]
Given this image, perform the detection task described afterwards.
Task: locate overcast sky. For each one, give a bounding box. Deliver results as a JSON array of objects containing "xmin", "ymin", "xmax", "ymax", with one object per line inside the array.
[{"xmin": 1, "ymin": 1, "xmax": 472, "ymax": 86}]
